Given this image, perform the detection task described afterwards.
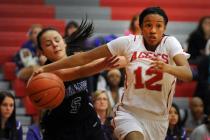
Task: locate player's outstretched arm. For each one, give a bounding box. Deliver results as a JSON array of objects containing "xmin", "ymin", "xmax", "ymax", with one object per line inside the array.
[
  {"xmin": 36, "ymin": 45, "xmax": 112, "ymax": 74},
  {"xmin": 53, "ymin": 56, "xmax": 127, "ymax": 81}
]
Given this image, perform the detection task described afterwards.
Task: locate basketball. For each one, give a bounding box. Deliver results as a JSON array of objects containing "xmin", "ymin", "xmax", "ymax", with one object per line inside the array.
[{"xmin": 26, "ymin": 72, "xmax": 65, "ymax": 110}]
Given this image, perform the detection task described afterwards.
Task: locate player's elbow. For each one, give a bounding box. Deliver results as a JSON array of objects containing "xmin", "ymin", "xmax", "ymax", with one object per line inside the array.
[{"xmin": 183, "ymin": 70, "xmax": 193, "ymax": 82}]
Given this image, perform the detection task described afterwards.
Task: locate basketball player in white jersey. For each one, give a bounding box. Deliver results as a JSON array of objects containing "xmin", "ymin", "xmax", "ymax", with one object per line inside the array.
[{"xmin": 35, "ymin": 7, "xmax": 193, "ymax": 140}]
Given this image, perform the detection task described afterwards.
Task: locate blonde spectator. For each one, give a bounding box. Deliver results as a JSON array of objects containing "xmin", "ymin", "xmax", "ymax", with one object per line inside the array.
[{"xmin": 92, "ymin": 90, "xmax": 117, "ymax": 140}]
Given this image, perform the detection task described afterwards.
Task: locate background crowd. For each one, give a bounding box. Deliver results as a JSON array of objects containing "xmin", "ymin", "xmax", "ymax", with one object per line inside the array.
[{"xmin": 0, "ymin": 1, "xmax": 210, "ymax": 140}]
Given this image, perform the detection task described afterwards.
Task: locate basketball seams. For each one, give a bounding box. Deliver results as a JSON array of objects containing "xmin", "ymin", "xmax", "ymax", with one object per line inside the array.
[
  {"xmin": 30, "ymin": 86, "xmax": 64, "ymax": 109},
  {"xmin": 37, "ymin": 88, "xmax": 62, "ymax": 108},
  {"xmin": 30, "ymin": 74, "xmax": 64, "ymax": 88},
  {"xmin": 28, "ymin": 86, "xmax": 60, "ymax": 96},
  {"xmin": 26, "ymin": 72, "xmax": 65, "ymax": 109}
]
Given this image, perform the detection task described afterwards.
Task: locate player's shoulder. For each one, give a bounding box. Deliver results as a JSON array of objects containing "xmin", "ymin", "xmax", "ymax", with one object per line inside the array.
[
  {"xmin": 162, "ymin": 35, "xmax": 180, "ymax": 44},
  {"xmin": 117, "ymin": 35, "xmax": 141, "ymax": 42}
]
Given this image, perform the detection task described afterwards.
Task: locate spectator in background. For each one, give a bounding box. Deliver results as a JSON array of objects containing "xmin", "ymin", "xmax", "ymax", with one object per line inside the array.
[
  {"xmin": 186, "ymin": 16, "xmax": 210, "ymax": 107},
  {"xmin": 105, "ymin": 69, "xmax": 124, "ymax": 108},
  {"xmin": 92, "ymin": 90, "xmax": 117, "ymax": 140},
  {"xmin": 64, "ymin": 20, "xmax": 79, "ymax": 38},
  {"xmin": 165, "ymin": 103, "xmax": 187, "ymax": 140},
  {"xmin": 187, "ymin": 16, "xmax": 210, "ymax": 60},
  {"xmin": 26, "ymin": 111, "xmax": 43, "ymax": 140},
  {"xmin": 185, "ymin": 97, "xmax": 207, "ymax": 134},
  {"xmin": 13, "ymin": 24, "xmax": 43, "ymax": 81},
  {"xmin": 0, "ymin": 91, "xmax": 23, "ymax": 140},
  {"xmin": 190, "ymin": 108, "xmax": 210, "ymax": 140},
  {"xmin": 124, "ymin": 14, "xmax": 141, "ymax": 36}
]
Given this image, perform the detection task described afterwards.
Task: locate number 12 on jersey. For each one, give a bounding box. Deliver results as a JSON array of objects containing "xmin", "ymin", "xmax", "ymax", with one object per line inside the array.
[{"xmin": 135, "ymin": 67, "xmax": 163, "ymax": 91}]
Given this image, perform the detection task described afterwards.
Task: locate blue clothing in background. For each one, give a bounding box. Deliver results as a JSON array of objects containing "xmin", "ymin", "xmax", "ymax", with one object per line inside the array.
[
  {"xmin": 165, "ymin": 127, "xmax": 187, "ymax": 140},
  {"xmin": 26, "ymin": 124, "xmax": 42, "ymax": 140}
]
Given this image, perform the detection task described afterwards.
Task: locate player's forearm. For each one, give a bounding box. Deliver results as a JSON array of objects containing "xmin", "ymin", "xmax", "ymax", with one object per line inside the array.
[
  {"xmin": 167, "ymin": 65, "xmax": 193, "ymax": 82},
  {"xmin": 58, "ymin": 56, "xmax": 126, "ymax": 81},
  {"xmin": 42, "ymin": 45, "xmax": 112, "ymax": 73},
  {"xmin": 53, "ymin": 58, "xmax": 109, "ymax": 81},
  {"xmin": 42, "ymin": 52, "xmax": 90, "ymax": 73},
  {"xmin": 78, "ymin": 59, "xmax": 107, "ymax": 78}
]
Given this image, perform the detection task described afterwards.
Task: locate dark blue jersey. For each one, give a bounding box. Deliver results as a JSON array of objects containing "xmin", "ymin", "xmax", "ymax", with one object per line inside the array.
[
  {"xmin": 41, "ymin": 60, "xmax": 105, "ymax": 140},
  {"xmin": 42, "ymin": 60, "xmax": 95, "ymax": 124}
]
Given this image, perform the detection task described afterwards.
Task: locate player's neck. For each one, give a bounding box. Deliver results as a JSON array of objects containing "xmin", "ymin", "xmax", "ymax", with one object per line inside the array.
[{"xmin": 143, "ymin": 38, "xmax": 162, "ymax": 52}]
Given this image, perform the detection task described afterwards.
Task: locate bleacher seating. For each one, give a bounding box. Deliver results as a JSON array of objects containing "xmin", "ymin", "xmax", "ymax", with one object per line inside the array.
[
  {"xmin": 1, "ymin": 1, "xmax": 209, "ymax": 139},
  {"xmin": 100, "ymin": 0, "xmax": 210, "ymax": 21},
  {"xmin": 0, "ymin": 1, "xmax": 66, "ymax": 138},
  {"xmin": 0, "ymin": 4, "xmax": 54, "ymax": 18},
  {"xmin": 0, "ymin": 18, "xmax": 65, "ymax": 32}
]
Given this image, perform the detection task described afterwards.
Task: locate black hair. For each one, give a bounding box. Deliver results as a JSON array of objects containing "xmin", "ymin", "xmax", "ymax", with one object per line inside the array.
[
  {"xmin": 167, "ymin": 103, "xmax": 184, "ymax": 139},
  {"xmin": 37, "ymin": 18, "xmax": 94, "ymax": 55},
  {"xmin": 190, "ymin": 16, "xmax": 210, "ymax": 38},
  {"xmin": 65, "ymin": 18, "xmax": 94, "ymax": 54},
  {"xmin": 187, "ymin": 16, "xmax": 210, "ymax": 45},
  {"xmin": 0, "ymin": 91, "xmax": 18, "ymax": 140},
  {"xmin": 64, "ymin": 21, "xmax": 79, "ymax": 38},
  {"xmin": 187, "ymin": 16, "xmax": 210, "ymax": 59},
  {"xmin": 139, "ymin": 7, "xmax": 168, "ymax": 28}
]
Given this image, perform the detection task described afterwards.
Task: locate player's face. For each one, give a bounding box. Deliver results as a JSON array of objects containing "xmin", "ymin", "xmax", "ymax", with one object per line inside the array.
[
  {"xmin": 40, "ymin": 30, "xmax": 67, "ymax": 62},
  {"xmin": 94, "ymin": 93, "xmax": 109, "ymax": 112},
  {"xmin": 0, "ymin": 97, "xmax": 14, "ymax": 120},
  {"xmin": 141, "ymin": 14, "xmax": 166, "ymax": 48},
  {"xmin": 169, "ymin": 106, "xmax": 179, "ymax": 126}
]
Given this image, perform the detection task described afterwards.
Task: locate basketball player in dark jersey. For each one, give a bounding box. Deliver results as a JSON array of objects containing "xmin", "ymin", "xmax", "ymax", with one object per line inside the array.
[{"xmin": 36, "ymin": 20, "xmax": 123, "ymax": 140}]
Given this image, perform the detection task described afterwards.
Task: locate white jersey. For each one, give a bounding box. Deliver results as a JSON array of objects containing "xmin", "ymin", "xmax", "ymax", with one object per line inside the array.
[{"xmin": 107, "ymin": 35, "xmax": 187, "ymax": 116}]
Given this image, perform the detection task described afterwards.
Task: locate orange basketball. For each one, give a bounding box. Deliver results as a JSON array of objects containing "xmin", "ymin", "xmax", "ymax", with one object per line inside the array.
[{"xmin": 26, "ymin": 72, "xmax": 65, "ymax": 110}]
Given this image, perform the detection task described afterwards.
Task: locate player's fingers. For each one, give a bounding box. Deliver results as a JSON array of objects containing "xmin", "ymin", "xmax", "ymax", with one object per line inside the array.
[
  {"xmin": 34, "ymin": 67, "xmax": 44, "ymax": 75},
  {"xmin": 106, "ymin": 56, "xmax": 119, "ymax": 67},
  {"xmin": 26, "ymin": 73, "xmax": 35, "ymax": 88}
]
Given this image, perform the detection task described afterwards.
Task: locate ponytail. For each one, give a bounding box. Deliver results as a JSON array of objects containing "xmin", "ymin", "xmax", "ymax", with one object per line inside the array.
[{"xmin": 65, "ymin": 18, "xmax": 94, "ymax": 54}]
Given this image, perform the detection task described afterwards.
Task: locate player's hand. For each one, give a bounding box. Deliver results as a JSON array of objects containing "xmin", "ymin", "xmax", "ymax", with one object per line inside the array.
[
  {"xmin": 150, "ymin": 58, "xmax": 169, "ymax": 72},
  {"xmin": 103, "ymin": 55, "xmax": 120, "ymax": 70},
  {"xmin": 27, "ymin": 66, "xmax": 44, "ymax": 87},
  {"xmin": 33, "ymin": 66, "xmax": 44, "ymax": 75}
]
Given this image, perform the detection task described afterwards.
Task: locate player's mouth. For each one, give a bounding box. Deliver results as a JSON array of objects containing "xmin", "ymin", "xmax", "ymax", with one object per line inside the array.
[
  {"xmin": 54, "ymin": 50, "xmax": 62, "ymax": 53},
  {"xmin": 148, "ymin": 36, "xmax": 157, "ymax": 41}
]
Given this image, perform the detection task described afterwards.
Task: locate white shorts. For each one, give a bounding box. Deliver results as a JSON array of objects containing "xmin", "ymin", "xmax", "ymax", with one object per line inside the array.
[{"xmin": 112, "ymin": 105, "xmax": 169, "ymax": 140}]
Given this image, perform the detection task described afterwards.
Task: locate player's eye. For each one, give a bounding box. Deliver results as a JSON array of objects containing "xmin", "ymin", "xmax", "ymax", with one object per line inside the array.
[
  {"xmin": 156, "ymin": 24, "xmax": 162, "ymax": 28},
  {"xmin": 54, "ymin": 37, "xmax": 60, "ymax": 43},
  {"xmin": 45, "ymin": 41, "xmax": 52, "ymax": 47},
  {"xmin": 145, "ymin": 23, "xmax": 152, "ymax": 28}
]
